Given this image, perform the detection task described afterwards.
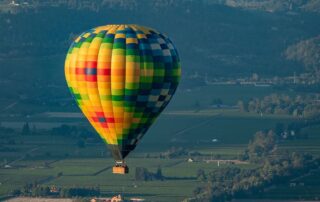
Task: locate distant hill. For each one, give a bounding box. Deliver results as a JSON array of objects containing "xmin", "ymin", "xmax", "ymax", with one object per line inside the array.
[
  {"xmin": 1, "ymin": 0, "xmax": 320, "ymax": 78},
  {"xmin": 2, "ymin": 0, "xmax": 320, "ymax": 14},
  {"xmin": 216, "ymin": 0, "xmax": 320, "ymax": 13},
  {"xmin": 0, "ymin": 0, "xmax": 319, "ymax": 103}
]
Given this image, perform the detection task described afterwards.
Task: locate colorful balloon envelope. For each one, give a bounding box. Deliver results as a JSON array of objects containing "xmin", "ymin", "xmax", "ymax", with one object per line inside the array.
[{"xmin": 64, "ymin": 24, "xmax": 181, "ymax": 173}]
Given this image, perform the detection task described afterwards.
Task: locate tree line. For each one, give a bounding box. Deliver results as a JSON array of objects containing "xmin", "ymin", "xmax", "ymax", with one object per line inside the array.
[
  {"xmin": 135, "ymin": 167, "xmax": 164, "ymax": 181},
  {"xmin": 191, "ymin": 130, "xmax": 320, "ymax": 202},
  {"xmin": 238, "ymin": 93, "xmax": 320, "ymax": 117},
  {"xmin": 12, "ymin": 181, "xmax": 100, "ymax": 198}
]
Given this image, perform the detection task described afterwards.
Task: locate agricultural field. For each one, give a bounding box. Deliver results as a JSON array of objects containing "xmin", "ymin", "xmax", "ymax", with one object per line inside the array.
[
  {"xmin": 0, "ymin": 83, "xmax": 318, "ymax": 201},
  {"xmin": 0, "ymin": 111, "xmax": 304, "ymax": 201},
  {"xmin": 0, "ymin": 156, "xmax": 257, "ymax": 201}
]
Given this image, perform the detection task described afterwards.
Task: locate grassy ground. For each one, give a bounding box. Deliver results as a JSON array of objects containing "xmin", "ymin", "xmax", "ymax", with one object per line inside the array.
[
  {"xmin": 0, "ymin": 157, "xmax": 258, "ymax": 201},
  {"xmin": 0, "ymin": 112, "xmax": 303, "ymax": 201},
  {"xmin": 0, "ymin": 84, "xmax": 318, "ymax": 201}
]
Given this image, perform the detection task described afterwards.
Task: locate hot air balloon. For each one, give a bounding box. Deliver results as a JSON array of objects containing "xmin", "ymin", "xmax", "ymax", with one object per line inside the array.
[{"xmin": 65, "ymin": 24, "xmax": 181, "ymax": 174}]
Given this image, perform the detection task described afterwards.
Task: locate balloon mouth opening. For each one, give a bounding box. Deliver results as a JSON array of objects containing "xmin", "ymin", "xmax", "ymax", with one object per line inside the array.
[{"xmin": 115, "ymin": 160, "xmax": 126, "ymax": 165}]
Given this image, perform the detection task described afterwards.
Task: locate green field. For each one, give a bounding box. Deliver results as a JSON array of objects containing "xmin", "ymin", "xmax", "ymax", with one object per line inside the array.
[
  {"xmin": 0, "ymin": 157, "xmax": 257, "ymax": 201},
  {"xmin": 0, "ymin": 112, "xmax": 309, "ymax": 201},
  {"xmin": 0, "ymin": 83, "xmax": 319, "ymax": 201}
]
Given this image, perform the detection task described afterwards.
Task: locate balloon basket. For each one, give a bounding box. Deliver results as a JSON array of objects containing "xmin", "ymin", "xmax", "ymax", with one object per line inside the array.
[{"xmin": 113, "ymin": 163, "xmax": 129, "ymax": 175}]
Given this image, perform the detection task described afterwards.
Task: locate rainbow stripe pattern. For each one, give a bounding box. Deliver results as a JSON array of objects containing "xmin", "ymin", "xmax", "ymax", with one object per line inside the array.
[{"xmin": 65, "ymin": 25, "xmax": 181, "ymax": 160}]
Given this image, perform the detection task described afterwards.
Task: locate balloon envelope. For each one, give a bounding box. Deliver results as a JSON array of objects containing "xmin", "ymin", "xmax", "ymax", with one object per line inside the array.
[{"xmin": 65, "ymin": 24, "xmax": 181, "ymax": 161}]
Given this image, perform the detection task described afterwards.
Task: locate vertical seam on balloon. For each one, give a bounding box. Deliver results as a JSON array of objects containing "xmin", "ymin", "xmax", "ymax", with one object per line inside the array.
[
  {"xmin": 65, "ymin": 42, "xmax": 74, "ymax": 97},
  {"xmin": 110, "ymin": 25, "xmax": 122, "ymax": 150},
  {"xmin": 108, "ymin": 25, "xmax": 119, "ymax": 145},
  {"xmin": 71, "ymin": 30, "xmax": 102, "ymax": 139},
  {"xmin": 142, "ymin": 27, "xmax": 154, "ymax": 142},
  {"xmin": 123, "ymin": 25, "xmax": 137, "ymax": 149},
  {"xmin": 110, "ymin": 26, "xmax": 116, "ymax": 144},
  {"xmin": 119, "ymin": 24, "xmax": 126, "ymax": 153},
  {"xmin": 122, "ymin": 25, "xmax": 127, "ymax": 152},
  {"xmin": 79, "ymin": 29, "xmax": 101, "ymax": 136},
  {"xmin": 70, "ymin": 34, "xmax": 84, "ymax": 108},
  {"xmin": 94, "ymin": 27, "xmax": 108, "ymax": 142},
  {"xmin": 133, "ymin": 25, "xmax": 153, "ymax": 144},
  {"xmin": 167, "ymin": 37, "xmax": 181, "ymax": 105},
  {"xmin": 103, "ymin": 25, "xmax": 120, "ymax": 157},
  {"xmin": 68, "ymin": 40, "xmax": 79, "ymax": 113},
  {"xmin": 83, "ymin": 29, "xmax": 103, "ymax": 139},
  {"xmin": 157, "ymin": 34, "xmax": 173, "ymax": 114},
  {"xmin": 129, "ymin": 25, "xmax": 142, "ymax": 146},
  {"xmin": 127, "ymin": 26, "xmax": 136, "ymax": 145},
  {"xmin": 88, "ymin": 27, "xmax": 111, "ymax": 144},
  {"xmin": 98, "ymin": 25, "xmax": 117, "ymax": 145},
  {"xmin": 131, "ymin": 24, "xmax": 143, "ymax": 145},
  {"xmin": 68, "ymin": 34, "xmax": 84, "ymax": 107}
]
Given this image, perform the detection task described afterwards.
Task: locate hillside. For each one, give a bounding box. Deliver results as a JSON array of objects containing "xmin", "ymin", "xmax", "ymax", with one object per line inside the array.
[
  {"xmin": 0, "ymin": 0, "xmax": 320, "ymax": 114},
  {"xmin": 1, "ymin": 0, "xmax": 320, "ymax": 78},
  {"xmin": 285, "ymin": 35, "xmax": 320, "ymax": 72},
  {"xmin": 218, "ymin": 0, "xmax": 320, "ymax": 13}
]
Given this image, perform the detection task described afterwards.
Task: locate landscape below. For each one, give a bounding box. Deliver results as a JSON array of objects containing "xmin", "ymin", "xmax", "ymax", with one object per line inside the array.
[
  {"xmin": 0, "ymin": 0, "xmax": 320, "ymax": 201},
  {"xmin": 1, "ymin": 84, "xmax": 320, "ymax": 201}
]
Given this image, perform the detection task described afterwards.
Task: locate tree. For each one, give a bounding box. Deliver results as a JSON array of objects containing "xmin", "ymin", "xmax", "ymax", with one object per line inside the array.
[
  {"xmin": 247, "ymin": 130, "xmax": 276, "ymax": 162},
  {"xmin": 155, "ymin": 167, "xmax": 164, "ymax": 181},
  {"xmin": 60, "ymin": 188, "xmax": 71, "ymax": 198},
  {"xmin": 162, "ymin": 147, "xmax": 188, "ymax": 159},
  {"xmin": 22, "ymin": 122, "xmax": 30, "ymax": 135},
  {"xmin": 237, "ymin": 100, "xmax": 247, "ymax": 112},
  {"xmin": 248, "ymin": 99, "xmax": 257, "ymax": 112},
  {"xmin": 193, "ymin": 186, "xmax": 202, "ymax": 196},
  {"xmin": 135, "ymin": 167, "xmax": 164, "ymax": 181},
  {"xmin": 135, "ymin": 167, "xmax": 149, "ymax": 181},
  {"xmin": 303, "ymin": 105, "xmax": 320, "ymax": 118},
  {"xmin": 291, "ymin": 152, "xmax": 304, "ymax": 169},
  {"xmin": 196, "ymin": 169, "xmax": 207, "ymax": 181},
  {"xmin": 11, "ymin": 189, "xmax": 21, "ymax": 196}
]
